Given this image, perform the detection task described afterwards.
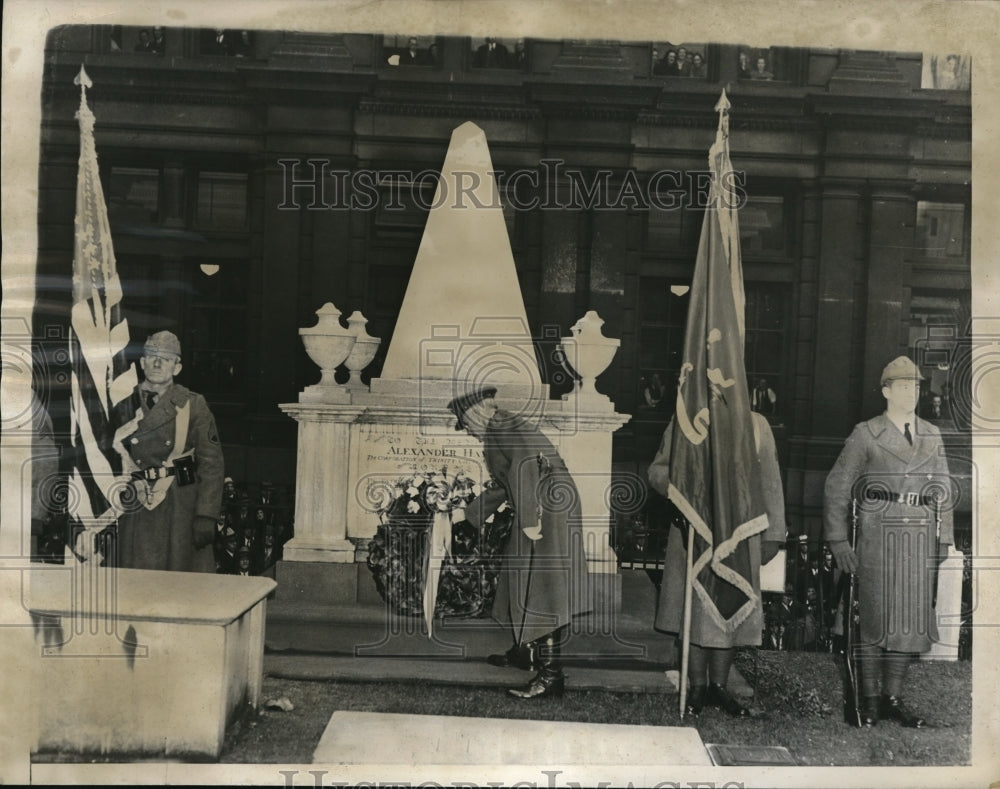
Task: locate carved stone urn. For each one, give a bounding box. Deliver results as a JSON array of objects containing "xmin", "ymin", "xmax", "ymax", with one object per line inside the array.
[
  {"xmin": 299, "ymin": 303, "xmax": 356, "ymax": 395},
  {"xmin": 343, "ymin": 310, "xmax": 381, "ymax": 390},
  {"xmin": 558, "ymin": 310, "xmax": 620, "ymax": 404}
]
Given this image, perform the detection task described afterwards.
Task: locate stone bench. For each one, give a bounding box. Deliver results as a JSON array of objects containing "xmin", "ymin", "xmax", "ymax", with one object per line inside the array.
[{"xmin": 27, "ymin": 565, "xmax": 275, "ymax": 759}]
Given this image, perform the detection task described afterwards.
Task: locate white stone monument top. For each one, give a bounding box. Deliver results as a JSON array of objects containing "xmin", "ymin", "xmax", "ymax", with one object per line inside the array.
[{"xmin": 373, "ymin": 121, "xmax": 543, "ymax": 405}]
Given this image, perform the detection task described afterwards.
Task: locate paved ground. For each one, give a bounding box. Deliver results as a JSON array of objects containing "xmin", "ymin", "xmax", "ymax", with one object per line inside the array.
[{"xmin": 262, "ymin": 597, "xmax": 755, "ymax": 698}]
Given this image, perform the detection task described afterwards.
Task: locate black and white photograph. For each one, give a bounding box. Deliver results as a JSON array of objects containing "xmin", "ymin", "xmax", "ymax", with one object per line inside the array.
[{"xmin": 2, "ymin": 1, "xmax": 998, "ymax": 786}]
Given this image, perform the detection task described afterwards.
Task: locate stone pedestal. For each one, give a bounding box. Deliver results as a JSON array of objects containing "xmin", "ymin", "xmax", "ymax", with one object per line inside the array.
[
  {"xmin": 278, "ymin": 391, "xmax": 630, "ymax": 577},
  {"xmin": 280, "ymin": 407, "xmax": 364, "ymax": 563},
  {"xmin": 28, "ymin": 566, "xmax": 275, "ymax": 758}
]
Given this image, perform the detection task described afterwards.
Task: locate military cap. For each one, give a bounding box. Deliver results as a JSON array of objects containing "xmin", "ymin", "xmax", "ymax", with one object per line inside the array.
[
  {"xmin": 880, "ymin": 355, "xmax": 923, "ymax": 385},
  {"xmin": 143, "ymin": 330, "xmax": 181, "ymax": 358},
  {"xmin": 446, "ymin": 386, "xmax": 498, "ymax": 431}
]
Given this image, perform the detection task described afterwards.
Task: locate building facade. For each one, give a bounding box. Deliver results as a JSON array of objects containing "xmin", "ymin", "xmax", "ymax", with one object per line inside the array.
[{"xmin": 35, "ymin": 28, "xmax": 972, "ymax": 565}]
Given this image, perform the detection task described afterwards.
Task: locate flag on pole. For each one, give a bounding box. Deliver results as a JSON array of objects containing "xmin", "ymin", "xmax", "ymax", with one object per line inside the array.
[
  {"xmin": 67, "ymin": 65, "xmax": 140, "ymax": 559},
  {"xmin": 667, "ymin": 90, "xmax": 768, "ymax": 631}
]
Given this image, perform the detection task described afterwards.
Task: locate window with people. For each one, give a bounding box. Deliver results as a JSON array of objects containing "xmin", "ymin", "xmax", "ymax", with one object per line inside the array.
[
  {"xmin": 383, "ymin": 35, "xmax": 441, "ymax": 67},
  {"xmin": 651, "ymin": 42, "xmax": 708, "ymax": 78},
  {"xmin": 737, "ymin": 47, "xmax": 787, "ymax": 81},
  {"xmin": 199, "ymin": 28, "xmax": 255, "ymax": 58},
  {"xmin": 469, "ymin": 37, "xmax": 528, "ymax": 70}
]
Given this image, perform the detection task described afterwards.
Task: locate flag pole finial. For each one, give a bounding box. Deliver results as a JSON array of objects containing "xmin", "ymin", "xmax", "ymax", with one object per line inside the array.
[
  {"xmin": 714, "ymin": 89, "xmax": 730, "ymax": 136},
  {"xmin": 714, "ymin": 88, "xmax": 730, "ymax": 114},
  {"xmin": 74, "ymin": 64, "xmax": 92, "ymax": 91}
]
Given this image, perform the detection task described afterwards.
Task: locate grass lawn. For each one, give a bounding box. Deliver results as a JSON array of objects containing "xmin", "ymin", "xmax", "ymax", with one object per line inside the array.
[{"xmin": 222, "ymin": 650, "xmax": 971, "ymax": 766}]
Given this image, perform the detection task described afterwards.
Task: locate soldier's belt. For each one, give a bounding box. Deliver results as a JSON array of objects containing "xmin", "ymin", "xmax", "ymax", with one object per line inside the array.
[
  {"xmin": 134, "ymin": 466, "xmax": 178, "ymax": 482},
  {"xmin": 133, "ymin": 455, "xmax": 197, "ymax": 485},
  {"xmin": 864, "ymin": 489, "xmax": 934, "ymax": 507}
]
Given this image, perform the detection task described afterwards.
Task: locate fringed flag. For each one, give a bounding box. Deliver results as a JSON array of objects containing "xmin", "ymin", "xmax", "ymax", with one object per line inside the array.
[
  {"xmin": 66, "ymin": 65, "xmax": 139, "ymax": 561},
  {"xmin": 667, "ymin": 90, "xmax": 769, "ymax": 632}
]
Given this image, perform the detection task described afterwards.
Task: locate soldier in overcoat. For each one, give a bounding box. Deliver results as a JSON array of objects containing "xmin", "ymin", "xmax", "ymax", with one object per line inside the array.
[
  {"xmin": 115, "ymin": 331, "xmax": 224, "ymax": 573},
  {"xmin": 824, "ymin": 355, "xmax": 953, "ymax": 728},
  {"xmin": 649, "ymin": 411, "xmax": 787, "ymax": 716},
  {"xmin": 448, "ymin": 387, "xmax": 590, "ymax": 699}
]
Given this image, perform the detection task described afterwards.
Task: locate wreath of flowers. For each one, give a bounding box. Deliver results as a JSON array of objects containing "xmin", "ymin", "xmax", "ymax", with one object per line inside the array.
[{"xmin": 366, "ymin": 469, "xmax": 514, "ymax": 618}]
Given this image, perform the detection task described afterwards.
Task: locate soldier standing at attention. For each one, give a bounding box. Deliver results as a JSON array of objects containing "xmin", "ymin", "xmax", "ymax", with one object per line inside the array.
[
  {"xmin": 115, "ymin": 331, "xmax": 224, "ymax": 573},
  {"xmin": 824, "ymin": 356, "xmax": 953, "ymax": 727}
]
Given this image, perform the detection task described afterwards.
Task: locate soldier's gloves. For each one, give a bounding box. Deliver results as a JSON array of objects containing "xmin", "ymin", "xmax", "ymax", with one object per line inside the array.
[
  {"xmin": 829, "ymin": 540, "xmax": 859, "ymax": 574},
  {"xmin": 521, "ymin": 525, "xmax": 543, "ymax": 541},
  {"xmin": 760, "ymin": 540, "xmax": 783, "ymax": 565},
  {"xmin": 192, "ymin": 516, "xmax": 217, "ymax": 550}
]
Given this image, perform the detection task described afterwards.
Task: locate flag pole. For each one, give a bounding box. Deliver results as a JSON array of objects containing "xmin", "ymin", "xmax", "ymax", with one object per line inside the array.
[
  {"xmin": 678, "ymin": 517, "xmax": 695, "ymax": 718},
  {"xmin": 677, "ymin": 90, "xmax": 737, "ymax": 719}
]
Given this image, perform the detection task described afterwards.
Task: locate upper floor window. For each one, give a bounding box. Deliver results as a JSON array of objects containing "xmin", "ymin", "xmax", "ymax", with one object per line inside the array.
[
  {"xmin": 651, "ymin": 42, "xmax": 709, "ymax": 79},
  {"xmin": 915, "ymin": 201, "xmax": 966, "ymax": 259},
  {"xmin": 739, "ymin": 195, "xmax": 787, "ymax": 256},
  {"xmin": 737, "ymin": 47, "xmax": 786, "ymax": 82},
  {"xmin": 921, "ymin": 53, "xmax": 971, "ymax": 90},
  {"xmin": 469, "ymin": 37, "xmax": 527, "ymax": 70},
  {"xmin": 196, "ymin": 172, "xmax": 248, "ymax": 230},
  {"xmin": 108, "ymin": 167, "xmax": 160, "ymax": 226},
  {"xmin": 383, "ymin": 35, "xmax": 440, "ymax": 67},
  {"xmin": 198, "ymin": 28, "xmax": 255, "ymax": 58}
]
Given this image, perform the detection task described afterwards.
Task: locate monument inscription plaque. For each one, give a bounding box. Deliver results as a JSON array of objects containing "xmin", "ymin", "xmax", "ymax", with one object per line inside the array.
[{"xmin": 347, "ymin": 422, "xmax": 489, "ymax": 541}]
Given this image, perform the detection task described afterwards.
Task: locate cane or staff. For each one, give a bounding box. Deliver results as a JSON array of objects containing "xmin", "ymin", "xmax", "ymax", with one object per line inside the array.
[
  {"xmin": 678, "ymin": 516, "xmax": 695, "ymax": 718},
  {"xmin": 843, "ymin": 497, "xmax": 863, "ymax": 727}
]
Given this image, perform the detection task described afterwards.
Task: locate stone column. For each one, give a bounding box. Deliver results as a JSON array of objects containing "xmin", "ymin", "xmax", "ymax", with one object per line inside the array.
[
  {"xmin": 279, "ymin": 404, "xmax": 363, "ymax": 562},
  {"xmin": 862, "ymin": 180, "xmax": 916, "ymax": 416}
]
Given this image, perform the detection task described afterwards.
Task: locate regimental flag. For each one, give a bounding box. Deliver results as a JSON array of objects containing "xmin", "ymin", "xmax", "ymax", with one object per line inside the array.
[
  {"xmin": 666, "ymin": 91, "xmax": 769, "ymax": 630},
  {"xmin": 67, "ymin": 66, "xmax": 140, "ymax": 556}
]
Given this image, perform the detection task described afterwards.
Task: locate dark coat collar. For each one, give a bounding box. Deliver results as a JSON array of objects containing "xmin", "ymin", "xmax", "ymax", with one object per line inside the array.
[{"xmin": 137, "ymin": 383, "xmax": 191, "ymax": 431}]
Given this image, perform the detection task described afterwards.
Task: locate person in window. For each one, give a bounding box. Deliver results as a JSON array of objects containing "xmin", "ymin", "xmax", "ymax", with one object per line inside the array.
[
  {"xmin": 750, "ymin": 55, "xmax": 774, "ymax": 80},
  {"xmin": 643, "ymin": 373, "xmax": 665, "ymax": 408},
  {"xmin": 150, "ymin": 27, "xmax": 166, "ymax": 55},
  {"xmin": 675, "ymin": 46, "xmax": 689, "ymax": 76},
  {"xmin": 208, "ymin": 29, "xmax": 232, "ymax": 56},
  {"xmin": 134, "ymin": 29, "xmax": 153, "ymax": 53},
  {"xmin": 448, "ymin": 386, "xmax": 590, "ymax": 700},
  {"xmin": 509, "ymin": 40, "xmax": 527, "ymax": 69},
  {"xmin": 689, "ymin": 52, "xmax": 707, "ymax": 78},
  {"xmin": 921, "ymin": 391, "xmax": 952, "ymax": 423},
  {"xmin": 738, "ymin": 51, "xmax": 752, "ymax": 79},
  {"xmin": 399, "ymin": 36, "xmax": 422, "ymax": 65},
  {"xmin": 655, "ymin": 49, "xmax": 680, "ymax": 76},
  {"xmin": 425, "ymin": 42, "xmax": 441, "ymax": 66},
  {"xmin": 750, "ymin": 377, "xmax": 776, "ymax": 415},
  {"xmin": 474, "ymin": 37, "xmax": 509, "ymax": 68},
  {"xmin": 823, "ymin": 356, "xmax": 953, "ymax": 728},
  {"xmin": 113, "ymin": 331, "xmax": 225, "ymax": 573},
  {"xmin": 232, "ymin": 30, "xmax": 254, "ymax": 58}
]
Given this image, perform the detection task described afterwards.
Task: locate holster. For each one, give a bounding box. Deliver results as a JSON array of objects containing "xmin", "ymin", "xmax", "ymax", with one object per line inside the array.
[{"xmin": 173, "ymin": 454, "xmax": 198, "ymax": 486}]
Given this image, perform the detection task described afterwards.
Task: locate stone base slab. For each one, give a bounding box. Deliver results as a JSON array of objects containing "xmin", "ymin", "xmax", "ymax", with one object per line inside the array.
[{"xmin": 313, "ymin": 710, "xmax": 711, "ymax": 765}]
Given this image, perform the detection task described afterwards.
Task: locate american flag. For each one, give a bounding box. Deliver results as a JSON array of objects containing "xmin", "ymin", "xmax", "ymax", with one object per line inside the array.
[{"xmin": 66, "ymin": 66, "xmax": 139, "ymax": 558}]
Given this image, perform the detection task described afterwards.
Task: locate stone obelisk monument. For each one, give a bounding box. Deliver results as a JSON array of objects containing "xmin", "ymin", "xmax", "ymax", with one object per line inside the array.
[{"xmin": 279, "ymin": 122, "xmax": 629, "ymax": 616}]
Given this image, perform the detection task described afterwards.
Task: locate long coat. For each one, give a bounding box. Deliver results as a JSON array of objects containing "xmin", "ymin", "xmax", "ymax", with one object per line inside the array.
[
  {"xmin": 480, "ymin": 410, "xmax": 590, "ymax": 644},
  {"xmin": 116, "ymin": 384, "xmax": 224, "ymax": 573},
  {"xmin": 823, "ymin": 414, "xmax": 953, "ymax": 653},
  {"xmin": 649, "ymin": 413, "xmax": 787, "ymax": 648}
]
